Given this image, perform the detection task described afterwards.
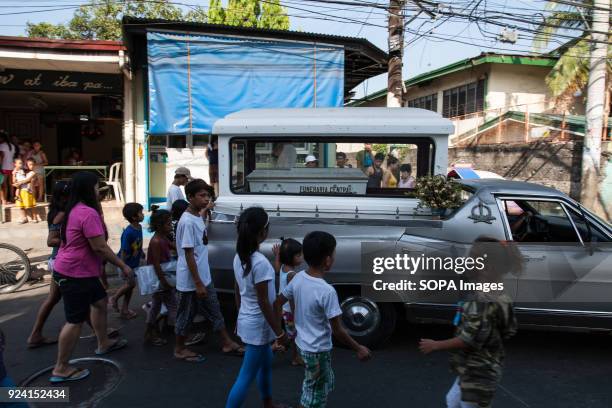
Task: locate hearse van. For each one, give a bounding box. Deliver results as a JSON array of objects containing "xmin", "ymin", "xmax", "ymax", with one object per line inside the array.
[{"xmin": 207, "ymin": 108, "xmax": 612, "ymax": 347}]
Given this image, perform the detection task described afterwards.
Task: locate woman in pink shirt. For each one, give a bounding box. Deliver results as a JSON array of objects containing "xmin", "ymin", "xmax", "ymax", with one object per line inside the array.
[{"xmin": 50, "ymin": 171, "xmax": 132, "ymax": 384}]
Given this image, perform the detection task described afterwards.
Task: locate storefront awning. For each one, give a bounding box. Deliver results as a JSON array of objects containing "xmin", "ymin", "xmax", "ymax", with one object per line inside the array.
[{"xmin": 147, "ymin": 31, "xmax": 344, "ymax": 135}]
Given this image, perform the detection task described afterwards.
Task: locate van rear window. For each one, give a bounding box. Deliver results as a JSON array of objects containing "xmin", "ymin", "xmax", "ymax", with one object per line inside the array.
[{"xmin": 229, "ymin": 137, "xmax": 435, "ymax": 197}]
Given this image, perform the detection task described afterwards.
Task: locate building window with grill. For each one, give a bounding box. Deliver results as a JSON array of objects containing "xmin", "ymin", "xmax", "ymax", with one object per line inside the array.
[
  {"xmin": 442, "ymin": 79, "xmax": 485, "ymax": 118},
  {"xmin": 407, "ymin": 93, "xmax": 438, "ymax": 112}
]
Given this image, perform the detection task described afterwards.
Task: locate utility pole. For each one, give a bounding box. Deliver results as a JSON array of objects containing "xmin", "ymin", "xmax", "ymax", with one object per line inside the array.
[
  {"xmin": 387, "ymin": 0, "xmax": 404, "ymax": 107},
  {"xmin": 581, "ymin": 0, "xmax": 609, "ymax": 213}
]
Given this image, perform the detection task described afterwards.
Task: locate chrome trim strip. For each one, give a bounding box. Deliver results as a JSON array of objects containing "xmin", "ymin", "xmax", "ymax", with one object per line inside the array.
[
  {"xmin": 495, "ymin": 198, "xmax": 512, "ymax": 241},
  {"xmin": 514, "ymin": 307, "xmax": 612, "ymax": 316},
  {"xmin": 560, "ymin": 202, "xmax": 584, "ymax": 245}
]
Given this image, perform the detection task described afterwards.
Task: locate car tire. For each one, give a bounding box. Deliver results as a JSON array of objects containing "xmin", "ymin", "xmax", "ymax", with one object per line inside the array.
[{"xmin": 339, "ymin": 295, "xmax": 397, "ymax": 348}]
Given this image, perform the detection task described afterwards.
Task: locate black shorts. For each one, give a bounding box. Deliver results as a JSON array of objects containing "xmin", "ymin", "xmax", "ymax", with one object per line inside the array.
[{"xmin": 53, "ymin": 272, "xmax": 107, "ymax": 324}]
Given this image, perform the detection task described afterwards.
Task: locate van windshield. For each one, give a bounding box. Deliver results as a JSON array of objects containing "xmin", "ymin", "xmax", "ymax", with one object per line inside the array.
[{"xmin": 230, "ymin": 137, "xmax": 435, "ymax": 197}]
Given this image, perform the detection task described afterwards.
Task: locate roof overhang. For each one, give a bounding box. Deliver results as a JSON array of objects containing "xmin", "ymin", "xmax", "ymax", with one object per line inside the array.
[
  {"xmin": 213, "ymin": 107, "xmax": 454, "ymax": 136},
  {"xmin": 122, "ymin": 17, "xmax": 387, "ymax": 97},
  {"xmin": 0, "ymin": 35, "xmax": 124, "ymax": 74}
]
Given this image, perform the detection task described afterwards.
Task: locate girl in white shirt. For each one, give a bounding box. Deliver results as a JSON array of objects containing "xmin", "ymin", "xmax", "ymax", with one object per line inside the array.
[
  {"xmin": 226, "ymin": 207, "xmax": 288, "ymax": 408},
  {"xmin": 273, "ymin": 238, "xmax": 304, "ymax": 366}
]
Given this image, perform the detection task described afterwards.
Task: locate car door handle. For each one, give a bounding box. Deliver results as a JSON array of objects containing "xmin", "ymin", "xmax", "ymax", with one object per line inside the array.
[{"xmin": 523, "ymin": 255, "xmax": 546, "ymax": 262}]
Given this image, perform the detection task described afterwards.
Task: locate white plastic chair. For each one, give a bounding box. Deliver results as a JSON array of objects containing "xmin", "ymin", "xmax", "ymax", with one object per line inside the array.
[{"xmin": 106, "ymin": 162, "xmax": 124, "ymax": 204}]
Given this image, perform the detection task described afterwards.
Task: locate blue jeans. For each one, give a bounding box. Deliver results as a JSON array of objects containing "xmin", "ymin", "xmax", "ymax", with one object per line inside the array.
[{"xmin": 225, "ymin": 344, "xmax": 273, "ymax": 408}]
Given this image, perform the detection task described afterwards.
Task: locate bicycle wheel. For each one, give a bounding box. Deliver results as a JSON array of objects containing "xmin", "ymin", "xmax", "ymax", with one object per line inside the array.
[{"xmin": 0, "ymin": 243, "xmax": 31, "ymax": 294}]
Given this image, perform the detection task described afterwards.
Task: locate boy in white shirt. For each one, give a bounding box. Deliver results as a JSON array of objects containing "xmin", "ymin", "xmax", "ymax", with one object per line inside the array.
[
  {"xmin": 166, "ymin": 167, "xmax": 191, "ymax": 210},
  {"xmin": 173, "ymin": 179, "xmax": 243, "ymax": 362},
  {"xmin": 275, "ymin": 231, "xmax": 371, "ymax": 408}
]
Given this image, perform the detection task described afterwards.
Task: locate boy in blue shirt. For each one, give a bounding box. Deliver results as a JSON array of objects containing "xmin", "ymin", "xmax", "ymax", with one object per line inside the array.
[{"xmin": 110, "ymin": 202, "xmax": 144, "ymax": 319}]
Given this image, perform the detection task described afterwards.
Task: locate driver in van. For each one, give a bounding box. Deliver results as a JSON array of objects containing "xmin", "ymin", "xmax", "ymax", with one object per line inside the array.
[{"xmin": 272, "ymin": 142, "xmax": 297, "ymax": 168}]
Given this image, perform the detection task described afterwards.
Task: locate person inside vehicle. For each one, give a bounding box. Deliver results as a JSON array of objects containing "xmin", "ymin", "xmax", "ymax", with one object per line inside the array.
[
  {"xmin": 272, "ymin": 142, "xmax": 297, "ymax": 168},
  {"xmin": 382, "ymin": 156, "xmax": 399, "ymax": 188},
  {"xmin": 366, "ymin": 153, "xmax": 385, "ymax": 189},
  {"xmin": 398, "ymin": 163, "xmax": 416, "ymax": 188},
  {"xmin": 510, "ymin": 210, "xmax": 535, "ymax": 242},
  {"xmin": 336, "ymin": 152, "xmax": 352, "ymax": 168},
  {"xmin": 304, "ymin": 155, "xmax": 318, "ymax": 168},
  {"xmin": 356, "ymin": 143, "xmax": 375, "ymax": 171}
]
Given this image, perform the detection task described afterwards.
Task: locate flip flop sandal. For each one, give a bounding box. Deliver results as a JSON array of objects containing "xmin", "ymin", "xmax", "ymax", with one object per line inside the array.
[
  {"xmin": 95, "ymin": 338, "xmax": 128, "ymax": 356},
  {"xmin": 27, "ymin": 338, "xmax": 58, "ymax": 349},
  {"xmin": 222, "ymin": 346, "xmax": 245, "ymax": 357},
  {"xmin": 80, "ymin": 326, "xmax": 121, "ymax": 340},
  {"xmin": 119, "ymin": 310, "xmax": 138, "ymax": 320},
  {"xmin": 49, "ymin": 368, "xmax": 90, "ymax": 384},
  {"xmin": 175, "ymin": 353, "xmax": 206, "ymax": 363},
  {"xmin": 184, "ymin": 332, "xmax": 206, "ymax": 346},
  {"xmin": 107, "ymin": 326, "xmax": 121, "ymax": 338}
]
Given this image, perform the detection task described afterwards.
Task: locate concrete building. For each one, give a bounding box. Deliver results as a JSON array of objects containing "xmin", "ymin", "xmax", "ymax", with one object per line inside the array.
[{"xmin": 349, "ymin": 52, "xmax": 598, "ymax": 145}]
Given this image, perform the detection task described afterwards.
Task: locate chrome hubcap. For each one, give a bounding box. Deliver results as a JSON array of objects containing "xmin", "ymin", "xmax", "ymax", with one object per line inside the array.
[{"xmin": 340, "ymin": 296, "xmax": 380, "ymax": 337}]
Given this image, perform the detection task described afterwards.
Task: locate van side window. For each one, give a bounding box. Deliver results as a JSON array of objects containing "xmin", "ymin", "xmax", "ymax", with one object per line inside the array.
[
  {"xmin": 229, "ymin": 138, "xmax": 435, "ymax": 197},
  {"xmin": 500, "ymin": 199, "xmax": 581, "ymax": 243},
  {"xmin": 231, "ymin": 141, "xmax": 246, "ymax": 192}
]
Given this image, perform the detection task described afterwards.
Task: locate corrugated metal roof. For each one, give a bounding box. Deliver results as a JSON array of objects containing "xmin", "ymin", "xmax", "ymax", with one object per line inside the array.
[{"xmin": 122, "ymin": 17, "xmax": 386, "ymax": 55}]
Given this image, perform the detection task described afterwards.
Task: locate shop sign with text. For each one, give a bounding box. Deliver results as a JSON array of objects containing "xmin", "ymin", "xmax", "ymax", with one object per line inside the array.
[{"xmin": 0, "ymin": 69, "xmax": 121, "ymax": 94}]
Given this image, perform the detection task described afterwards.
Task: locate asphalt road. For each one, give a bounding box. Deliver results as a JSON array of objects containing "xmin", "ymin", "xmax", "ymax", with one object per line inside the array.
[{"xmin": 1, "ymin": 280, "xmax": 612, "ymax": 408}]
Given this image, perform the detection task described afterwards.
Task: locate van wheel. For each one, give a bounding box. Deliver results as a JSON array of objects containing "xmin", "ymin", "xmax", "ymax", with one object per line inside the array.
[{"xmin": 339, "ymin": 296, "xmax": 396, "ymax": 348}]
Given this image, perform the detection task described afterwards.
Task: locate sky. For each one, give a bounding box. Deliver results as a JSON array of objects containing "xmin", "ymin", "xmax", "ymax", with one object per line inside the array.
[{"xmin": 0, "ymin": 0, "xmax": 552, "ymax": 98}]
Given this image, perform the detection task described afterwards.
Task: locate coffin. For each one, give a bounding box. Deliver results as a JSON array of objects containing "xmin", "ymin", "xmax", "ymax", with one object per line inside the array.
[{"xmin": 246, "ymin": 168, "xmax": 368, "ymax": 195}]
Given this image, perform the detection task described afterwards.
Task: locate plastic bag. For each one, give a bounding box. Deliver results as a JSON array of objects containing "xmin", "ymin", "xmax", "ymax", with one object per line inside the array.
[{"xmin": 135, "ymin": 261, "xmax": 177, "ymax": 295}]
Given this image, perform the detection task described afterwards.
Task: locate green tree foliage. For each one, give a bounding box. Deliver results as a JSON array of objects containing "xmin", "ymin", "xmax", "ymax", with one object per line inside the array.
[
  {"xmin": 26, "ymin": 22, "xmax": 74, "ymax": 40},
  {"xmin": 225, "ymin": 0, "xmax": 260, "ymax": 28},
  {"xmin": 27, "ymin": 0, "xmax": 290, "ymax": 41},
  {"xmin": 207, "ymin": 0, "xmax": 226, "ymax": 24},
  {"xmin": 209, "ymin": 0, "xmax": 289, "ymax": 29},
  {"xmin": 27, "ymin": 0, "xmax": 204, "ymax": 41},
  {"xmin": 533, "ymin": 1, "xmax": 611, "ymax": 98},
  {"xmin": 258, "ymin": 0, "xmax": 290, "ymax": 30}
]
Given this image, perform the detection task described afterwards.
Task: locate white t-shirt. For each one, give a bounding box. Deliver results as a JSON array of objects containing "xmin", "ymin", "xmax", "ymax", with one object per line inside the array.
[
  {"xmin": 278, "ymin": 266, "xmax": 297, "ymax": 313},
  {"xmin": 166, "ymin": 184, "xmax": 185, "ymax": 210},
  {"xmin": 0, "ymin": 143, "xmax": 15, "ymax": 171},
  {"xmin": 276, "ymin": 144, "xmax": 297, "ymax": 168},
  {"xmin": 233, "ymin": 252, "xmax": 276, "ymax": 346},
  {"xmin": 282, "ymin": 272, "xmax": 343, "ymax": 353},
  {"xmin": 398, "ymin": 176, "xmax": 415, "ymax": 189},
  {"xmin": 176, "ymin": 212, "xmax": 211, "ymax": 291}
]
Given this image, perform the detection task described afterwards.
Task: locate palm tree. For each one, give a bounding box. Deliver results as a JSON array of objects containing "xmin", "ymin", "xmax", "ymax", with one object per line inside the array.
[{"xmin": 533, "ymin": 0, "xmax": 611, "ymax": 99}]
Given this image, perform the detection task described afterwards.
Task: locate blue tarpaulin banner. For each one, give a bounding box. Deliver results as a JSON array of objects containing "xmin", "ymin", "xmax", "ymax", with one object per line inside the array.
[{"xmin": 147, "ymin": 31, "xmax": 344, "ymax": 135}]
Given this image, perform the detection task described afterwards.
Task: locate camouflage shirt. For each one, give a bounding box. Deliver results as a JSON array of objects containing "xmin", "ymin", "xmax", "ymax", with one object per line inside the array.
[{"xmin": 449, "ymin": 294, "xmax": 517, "ymax": 407}]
